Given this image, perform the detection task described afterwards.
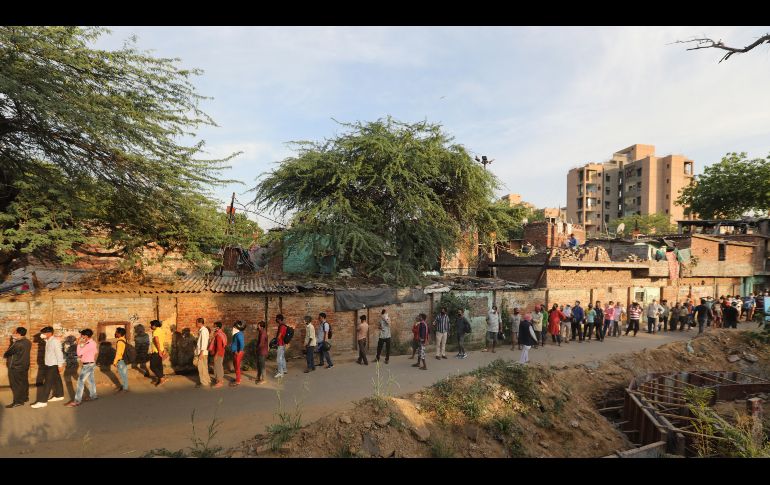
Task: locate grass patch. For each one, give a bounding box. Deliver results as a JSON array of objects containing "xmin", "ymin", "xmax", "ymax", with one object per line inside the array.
[
  {"xmin": 188, "ymin": 399, "xmax": 224, "ymax": 458},
  {"xmin": 489, "ymin": 412, "xmax": 517, "ymax": 436},
  {"xmin": 332, "ymin": 433, "xmax": 357, "ymax": 458},
  {"xmin": 422, "ymin": 376, "xmax": 491, "ymax": 423},
  {"xmin": 266, "ymin": 387, "xmax": 304, "ymax": 452},
  {"xmin": 474, "ymin": 359, "xmax": 542, "ymax": 407},
  {"xmin": 389, "ymin": 411, "xmax": 406, "ymax": 432},
  {"xmin": 429, "ymin": 435, "xmax": 456, "ymax": 458}
]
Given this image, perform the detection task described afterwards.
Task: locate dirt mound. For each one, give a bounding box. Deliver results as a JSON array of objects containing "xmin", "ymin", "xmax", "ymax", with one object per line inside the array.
[{"xmin": 226, "ymin": 330, "xmax": 770, "ymax": 458}]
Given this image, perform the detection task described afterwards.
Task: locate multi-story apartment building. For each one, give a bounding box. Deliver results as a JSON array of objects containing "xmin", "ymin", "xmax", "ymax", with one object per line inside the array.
[{"xmin": 566, "ymin": 144, "xmax": 695, "ymax": 233}]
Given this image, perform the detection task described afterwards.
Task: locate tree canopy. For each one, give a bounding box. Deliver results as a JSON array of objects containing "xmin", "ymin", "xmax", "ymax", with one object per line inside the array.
[
  {"xmin": 0, "ymin": 26, "xmax": 246, "ymax": 276},
  {"xmin": 252, "ymin": 118, "xmax": 498, "ymax": 284},
  {"xmin": 476, "ymin": 201, "xmax": 543, "ymax": 245},
  {"xmin": 676, "ymin": 152, "xmax": 770, "ymax": 219},
  {"xmin": 608, "ymin": 213, "xmax": 677, "ymax": 236}
]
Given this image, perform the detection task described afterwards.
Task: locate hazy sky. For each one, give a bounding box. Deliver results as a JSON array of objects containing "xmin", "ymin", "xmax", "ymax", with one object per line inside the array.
[{"xmin": 95, "ymin": 26, "xmax": 770, "ymax": 228}]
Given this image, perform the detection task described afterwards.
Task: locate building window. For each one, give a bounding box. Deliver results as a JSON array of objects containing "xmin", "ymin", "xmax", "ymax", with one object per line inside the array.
[
  {"xmin": 605, "ymin": 201, "xmax": 610, "ymax": 209},
  {"xmin": 636, "ymin": 168, "xmax": 642, "ymax": 177},
  {"xmin": 605, "ymin": 188, "xmax": 611, "ymax": 195},
  {"xmin": 665, "ymin": 209, "xmax": 669, "ymax": 214},
  {"xmin": 606, "ymin": 174, "xmax": 611, "ymax": 181},
  {"xmin": 718, "ymin": 243, "xmax": 726, "ymax": 261},
  {"xmin": 666, "ymin": 179, "xmax": 669, "ymax": 184},
  {"xmin": 605, "ymin": 214, "xmax": 610, "ymax": 223},
  {"xmin": 666, "ymin": 194, "xmax": 669, "ymax": 200},
  {"xmin": 636, "ymin": 196, "xmax": 642, "ymax": 205},
  {"xmin": 617, "ymin": 211, "xmax": 623, "ymax": 218},
  {"xmin": 666, "ymin": 163, "xmax": 669, "ymax": 168}
]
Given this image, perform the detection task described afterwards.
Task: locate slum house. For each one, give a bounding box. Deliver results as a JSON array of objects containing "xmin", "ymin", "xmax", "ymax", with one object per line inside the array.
[
  {"xmin": 484, "ymin": 218, "xmax": 761, "ymax": 311},
  {"xmin": 677, "ymin": 217, "xmax": 770, "ymax": 292}
]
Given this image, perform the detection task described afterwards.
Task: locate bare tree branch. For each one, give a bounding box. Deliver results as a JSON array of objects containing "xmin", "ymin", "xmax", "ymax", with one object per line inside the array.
[{"xmin": 672, "ymin": 34, "xmax": 770, "ymax": 62}]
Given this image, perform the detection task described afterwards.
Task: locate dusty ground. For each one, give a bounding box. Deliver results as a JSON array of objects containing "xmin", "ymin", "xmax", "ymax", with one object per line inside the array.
[
  {"xmin": 229, "ymin": 329, "xmax": 770, "ymax": 458},
  {"xmin": 2, "ymin": 326, "xmax": 764, "ymax": 457}
]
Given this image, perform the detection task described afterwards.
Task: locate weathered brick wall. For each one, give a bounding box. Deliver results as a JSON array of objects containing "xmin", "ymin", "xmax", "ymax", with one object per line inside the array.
[
  {"xmin": 496, "ymin": 266, "xmax": 542, "ymax": 286},
  {"xmin": 524, "ymin": 221, "xmax": 586, "ymax": 249},
  {"xmin": 725, "ymin": 235, "xmax": 768, "ymax": 273},
  {"xmin": 689, "ymin": 236, "xmax": 719, "ymax": 262},
  {"xmin": 497, "ymin": 289, "xmax": 547, "ymax": 313},
  {"xmin": 547, "ymin": 288, "xmax": 593, "ymax": 308},
  {"xmin": 725, "ymin": 244, "xmax": 753, "ymax": 265},
  {"xmin": 545, "ymin": 268, "xmax": 634, "ymax": 288}
]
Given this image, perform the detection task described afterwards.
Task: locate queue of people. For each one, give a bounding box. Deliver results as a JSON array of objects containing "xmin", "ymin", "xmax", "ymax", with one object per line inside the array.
[{"xmin": 4, "ymin": 292, "xmax": 765, "ymax": 409}]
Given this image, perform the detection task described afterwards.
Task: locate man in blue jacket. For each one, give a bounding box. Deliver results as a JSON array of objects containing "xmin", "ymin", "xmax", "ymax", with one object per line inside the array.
[{"xmin": 571, "ymin": 301, "xmax": 585, "ymax": 342}]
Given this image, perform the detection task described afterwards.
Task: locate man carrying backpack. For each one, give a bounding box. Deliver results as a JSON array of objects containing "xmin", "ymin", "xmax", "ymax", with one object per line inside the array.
[
  {"xmin": 316, "ymin": 312, "xmax": 333, "ymax": 369},
  {"xmin": 113, "ymin": 327, "xmax": 130, "ymax": 393},
  {"xmin": 209, "ymin": 321, "xmax": 227, "ymax": 388}
]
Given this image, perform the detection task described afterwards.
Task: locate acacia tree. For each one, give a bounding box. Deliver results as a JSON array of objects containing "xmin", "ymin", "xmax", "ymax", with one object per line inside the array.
[
  {"xmin": 675, "ymin": 34, "xmax": 770, "ymax": 62},
  {"xmin": 0, "ymin": 26, "xmax": 244, "ymax": 276},
  {"xmin": 676, "ymin": 152, "xmax": 770, "ymax": 219},
  {"xmin": 252, "ymin": 118, "xmax": 498, "ymax": 284}
]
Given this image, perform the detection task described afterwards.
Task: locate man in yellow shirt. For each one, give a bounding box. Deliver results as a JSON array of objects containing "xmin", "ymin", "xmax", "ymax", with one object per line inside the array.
[
  {"xmin": 113, "ymin": 327, "xmax": 129, "ymax": 392},
  {"xmin": 149, "ymin": 320, "xmax": 168, "ymax": 386}
]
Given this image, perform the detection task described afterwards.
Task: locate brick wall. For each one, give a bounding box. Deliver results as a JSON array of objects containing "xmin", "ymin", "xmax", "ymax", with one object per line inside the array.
[
  {"xmin": 523, "ymin": 221, "xmax": 586, "ymax": 249},
  {"xmin": 545, "ymin": 268, "xmax": 634, "ymax": 288},
  {"xmin": 725, "ymin": 235, "xmax": 768, "ymax": 273},
  {"xmin": 496, "ymin": 266, "xmax": 543, "ymax": 286}
]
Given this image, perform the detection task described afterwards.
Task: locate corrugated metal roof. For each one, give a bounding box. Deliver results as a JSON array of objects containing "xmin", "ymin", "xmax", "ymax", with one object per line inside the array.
[
  {"xmin": 2, "ymin": 269, "xmax": 297, "ymax": 296},
  {"xmin": 173, "ymin": 275, "xmax": 297, "ymax": 294},
  {"xmin": 0, "ymin": 267, "xmax": 93, "ymax": 294}
]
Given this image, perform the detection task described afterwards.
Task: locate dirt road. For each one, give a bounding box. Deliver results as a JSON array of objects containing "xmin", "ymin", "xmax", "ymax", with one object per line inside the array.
[{"xmin": 0, "ymin": 329, "xmax": 705, "ymax": 457}]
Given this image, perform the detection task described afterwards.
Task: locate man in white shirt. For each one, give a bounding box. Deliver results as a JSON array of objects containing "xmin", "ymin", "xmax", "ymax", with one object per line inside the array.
[
  {"xmin": 194, "ymin": 318, "xmax": 210, "ymax": 388},
  {"xmin": 646, "ymin": 299, "xmax": 664, "ymax": 334},
  {"xmin": 483, "ymin": 306, "xmax": 500, "ymax": 353},
  {"xmin": 304, "ymin": 316, "xmax": 317, "ymax": 373},
  {"xmin": 33, "ymin": 326, "xmax": 65, "ymax": 407}
]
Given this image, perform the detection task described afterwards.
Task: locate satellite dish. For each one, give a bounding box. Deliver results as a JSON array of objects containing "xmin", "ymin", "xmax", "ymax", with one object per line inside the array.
[{"xmin": 616, "ymin": 223, "xmax": 626, "ymax": 236}]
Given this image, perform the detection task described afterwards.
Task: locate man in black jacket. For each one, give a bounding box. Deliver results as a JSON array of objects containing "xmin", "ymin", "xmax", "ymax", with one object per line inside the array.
[
  {"xmin": 4, "ymin": 327, "xmax": 31, "ymax": 408},
  {"xmin": 723, "ymin": 302, "xmax": 739, "ymax": 329}
]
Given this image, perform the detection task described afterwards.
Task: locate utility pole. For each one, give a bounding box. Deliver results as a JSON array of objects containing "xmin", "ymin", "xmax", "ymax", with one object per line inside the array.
[
  {"xmin": 219, "ymin": 192, "xmax": 236, "ymax": 276},
  {"xmin": 475, "ymin": 155, "xmax": 497, "ymax": 277},
  {"xmin": 475, "ymin": 155, "xmax": 494, "ymax": 170}
]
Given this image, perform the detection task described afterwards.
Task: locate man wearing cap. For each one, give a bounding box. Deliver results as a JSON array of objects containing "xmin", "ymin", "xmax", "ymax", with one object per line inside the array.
[{"xmin": 30, "ymin": 326, "xmax": 65, "ymax": 408}]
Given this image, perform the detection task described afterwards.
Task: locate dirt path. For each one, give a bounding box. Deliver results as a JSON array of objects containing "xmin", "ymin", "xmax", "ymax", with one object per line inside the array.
[{"xmin": 0, "ymin": 329, "xmax": 706, "ymax": 457}]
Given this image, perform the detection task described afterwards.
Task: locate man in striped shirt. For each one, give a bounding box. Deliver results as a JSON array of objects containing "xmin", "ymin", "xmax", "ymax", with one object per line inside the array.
[
  {"xmin": 625, "ymin": 302, "xmax": 643, "ymax": 337},
  {"xmin": 432, "ymin": 307, "xmax": 450, "ymax": 360}
]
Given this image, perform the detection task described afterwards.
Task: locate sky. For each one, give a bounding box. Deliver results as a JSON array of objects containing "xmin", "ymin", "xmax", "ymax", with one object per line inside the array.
[{"xmin": 94, "ymin": 26, "xmax": 770, "ymax": 228}]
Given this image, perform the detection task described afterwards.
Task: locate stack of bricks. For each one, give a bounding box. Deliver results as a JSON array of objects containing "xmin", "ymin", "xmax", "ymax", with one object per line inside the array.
[{"xmin": 549, "ymin": 246, "xmax": 611, "ymax": 262}]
